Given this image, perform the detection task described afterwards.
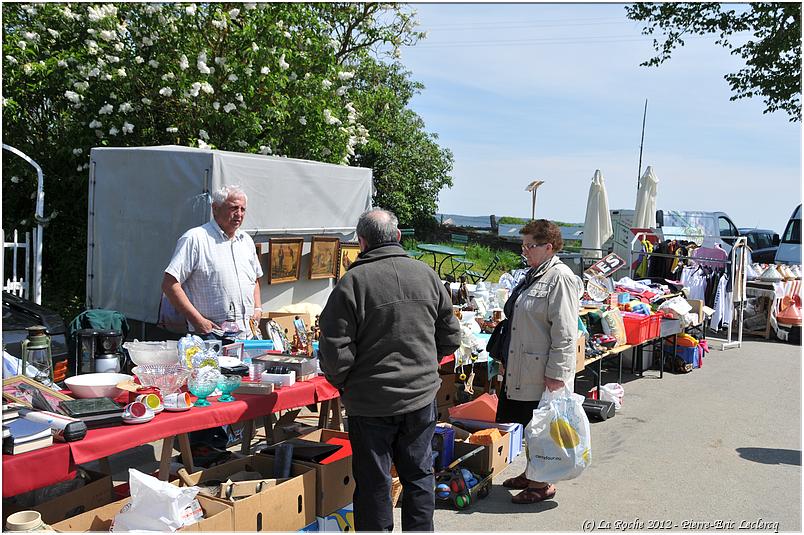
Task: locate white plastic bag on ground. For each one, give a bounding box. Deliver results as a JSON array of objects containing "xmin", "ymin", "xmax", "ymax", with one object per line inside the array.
[
  {"xmin": 112, "ymin": 469, "xmax": 200, "ymax": 532},
  {"xmin": 525, "ymin": 386, "xmax": 591, "ymax": 483},
  {"xmin": 599, "ymin": 383, "xmax": 624, "ymax": 411}
]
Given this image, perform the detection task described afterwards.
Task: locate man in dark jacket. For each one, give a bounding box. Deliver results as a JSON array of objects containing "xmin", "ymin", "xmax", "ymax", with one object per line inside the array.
[{"xmin": 319, "ymin": 208, "xmax": 461, "ymax": 532}]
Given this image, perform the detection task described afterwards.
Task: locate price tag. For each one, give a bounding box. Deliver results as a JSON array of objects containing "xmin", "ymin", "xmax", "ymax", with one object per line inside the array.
[{"xmin": 584, "ymin": 253, "xmax": 625, "ymax": 279}]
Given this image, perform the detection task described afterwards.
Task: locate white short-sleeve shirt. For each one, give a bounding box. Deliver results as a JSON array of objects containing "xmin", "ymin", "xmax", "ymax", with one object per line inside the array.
[{"xmin": 165, "ymin": 219, "xmax": 263, "ymax": 332}]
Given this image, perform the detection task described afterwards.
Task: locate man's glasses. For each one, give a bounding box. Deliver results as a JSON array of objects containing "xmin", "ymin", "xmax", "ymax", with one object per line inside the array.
[{"xmin": 522, "ymin": 242, "xmax": 549, "ymax": 250}]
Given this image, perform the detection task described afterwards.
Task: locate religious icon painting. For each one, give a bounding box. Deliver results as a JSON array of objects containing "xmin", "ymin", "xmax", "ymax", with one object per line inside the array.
[
  {"xmin": 337, "ymin": 242, "xmax": 361, "ymax": 280},
  {"xmin": 308, "ymin": 236, "xmax": 340, "ymax": 280},
  {"xmin": 267, "ymin": 237, "xmax": 304, "ymax": 284}
]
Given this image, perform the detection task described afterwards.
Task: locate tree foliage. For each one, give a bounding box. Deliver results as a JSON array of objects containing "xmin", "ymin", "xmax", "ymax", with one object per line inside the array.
[
  {"xmin": 351, "ymin": 59, "xmax": 453, "ymax": 230},
  {"xmin": 1, "ymin": 2, "xmax": 452, "ymax": 318},
  {"xmin": 625, "ymin": 2, "xmax": 801, "ymax": 121}
]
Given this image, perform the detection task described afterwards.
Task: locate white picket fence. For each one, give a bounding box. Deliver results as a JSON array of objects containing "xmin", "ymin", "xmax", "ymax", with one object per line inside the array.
[{"xmin": 3, "ymin": 229, "xmax": 31, "ymax": 299}]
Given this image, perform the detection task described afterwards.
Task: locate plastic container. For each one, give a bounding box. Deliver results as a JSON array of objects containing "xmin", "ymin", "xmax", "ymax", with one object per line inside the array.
[
  {"xmin": 647, "ymin": 314, "xmax": 662, "ymax": 339},
  {"xmin": 621, "ymin": 312, "xmax": 652, "ymax": 344}
]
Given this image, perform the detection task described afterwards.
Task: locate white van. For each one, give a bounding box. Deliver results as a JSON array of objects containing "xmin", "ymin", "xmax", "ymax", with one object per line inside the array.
[
  {"xmin": 775, "ymin": 204, "xmax": 801, "ymax": 265},
  {"xmin": 607, "ymin": 209, "xmax": 739, "ymax": 267}
]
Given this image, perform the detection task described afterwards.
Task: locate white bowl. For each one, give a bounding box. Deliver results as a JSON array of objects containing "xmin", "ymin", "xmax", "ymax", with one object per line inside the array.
[
  {"xmin": 64, "ymin": 373, "xmax": 132, "ymax": 399},
  {"xmin": 123, "ymin": 340, "xmax": 180, "ymax": 366}
]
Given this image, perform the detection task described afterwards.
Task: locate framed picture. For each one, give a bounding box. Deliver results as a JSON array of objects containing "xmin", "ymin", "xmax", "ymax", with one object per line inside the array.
[
  {"xmin": 3, "ymin": 375, "xmax": 73, "ymax": 411},
  {"xmin": 337, "ymin": 242, "xmax": 361, "ymax": 280},
  {"xmin": 308, "ymin": 236, "xmax": 340, "ymax": 280},
  {"xmin": 222, "ymin": 342, "xmax": 244, "ymax": 360},
  {"xmin": 267, "ymin": 237, "xmax": 304, "ymax": 284}
]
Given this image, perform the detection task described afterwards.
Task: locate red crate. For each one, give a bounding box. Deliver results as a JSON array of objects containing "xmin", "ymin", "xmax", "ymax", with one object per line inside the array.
[
  {"xmin": 648, "ymin": 313, "xmax": 661, "ymax": 339},
  {"xmin": 621, "ymin": 312, "xmax": 652, "ymax": 344}
]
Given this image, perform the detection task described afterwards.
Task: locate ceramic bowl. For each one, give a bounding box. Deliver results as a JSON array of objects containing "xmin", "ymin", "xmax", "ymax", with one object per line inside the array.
[
  {"xmin": 64, "ymin": 373, "xmax": 132, "ymax": 399},
  {"xmin": 123, "ymin": 341, "xmax": 180, "ymax": 366},
  {"xmin": 132, "ymin": 364, "xmax": 192, "ymax": 394}
]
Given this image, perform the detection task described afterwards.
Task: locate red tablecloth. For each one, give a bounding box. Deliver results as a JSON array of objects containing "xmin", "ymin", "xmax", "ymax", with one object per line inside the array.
[{"xmin": 2, "ymin": 376, "xmax": 338, "ymax": 497}]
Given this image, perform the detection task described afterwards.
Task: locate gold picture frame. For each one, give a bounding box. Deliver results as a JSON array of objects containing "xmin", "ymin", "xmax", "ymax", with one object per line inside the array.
[
  {"xmin": 3, "ymin": 375, "xmax": 73, "ymax": 410},
  {"xmin": 337, "ymin": 242, "xmax": 361, "ymax": 280},
  {"xmin": 309, "ymin": 236, "xmax": 340, "ymax": 280},
  {"xmin": 268, "ymin": 237, "xmax": 304, "ymax": 284}
]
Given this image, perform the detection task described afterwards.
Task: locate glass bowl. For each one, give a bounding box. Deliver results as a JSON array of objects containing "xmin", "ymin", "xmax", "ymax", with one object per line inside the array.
[
  {"xmin": 132, "ymin": 364, "xmax": 192, "ymax": 394},
  {"xmin": 217, "ymin": 374, "xmax": 242, "ymax": 402},
  {"xmin": 188, "ymin": 373, "xmax": 219, "ymax": 407},
  {"xmin": 123, "ymin": 341, "xmax": 180, "ymax": 366}
]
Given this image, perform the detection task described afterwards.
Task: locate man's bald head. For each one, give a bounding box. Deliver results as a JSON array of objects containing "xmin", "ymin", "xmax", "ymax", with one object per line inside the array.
[{"xmin": 356, "ymin": 208, "xmax": 400, "ymax": 248}]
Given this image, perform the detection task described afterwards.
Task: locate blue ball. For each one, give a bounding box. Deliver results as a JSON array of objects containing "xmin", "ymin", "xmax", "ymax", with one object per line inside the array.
[{"xmin": 436, "ymin": 483, "xmax": 451, "ymax": 499}]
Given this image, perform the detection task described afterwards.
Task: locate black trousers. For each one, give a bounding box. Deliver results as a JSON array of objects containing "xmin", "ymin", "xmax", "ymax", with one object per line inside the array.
[{"xmin": 348, "ymin": 402, "xmax": 436, "ymax": 532}]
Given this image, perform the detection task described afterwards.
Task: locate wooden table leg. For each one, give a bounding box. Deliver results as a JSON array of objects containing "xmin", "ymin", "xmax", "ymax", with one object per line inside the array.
[
  {"xmin": 240, "ymin": 419, "xmax": 255, "ymax": 454},
  {"xmin": 177, "ymin": 433, "xmax": 194, "ymax": 474},
  {"xmin": 329, "ymin": 398, "xmax": 342, "ymax": 431},
  {"xmin": 98, "ymin": 456, "xmax": 112, "ymax": 475},
  {"xmin": 158, "ymin": 436, "xmax": 175, "ymax": 481},
  {"xmin": 318, "ymin": 400, "xmax": 331, "ymax": 429}
]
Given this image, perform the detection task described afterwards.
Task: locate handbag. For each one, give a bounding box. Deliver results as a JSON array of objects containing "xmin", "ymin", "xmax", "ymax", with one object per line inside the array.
[{"xmin": 485, "ymin": 318, "xmax": 509, "ymax": 361}]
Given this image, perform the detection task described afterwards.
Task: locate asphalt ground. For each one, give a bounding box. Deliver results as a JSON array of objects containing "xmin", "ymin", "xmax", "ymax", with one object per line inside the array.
[
  {"xmin": 412, "ymin": 338, "xmax": 802, "ymax": 533},
  {"xmin": 91, "ymin": 337, "xmax": 801, "ymax": 533}
]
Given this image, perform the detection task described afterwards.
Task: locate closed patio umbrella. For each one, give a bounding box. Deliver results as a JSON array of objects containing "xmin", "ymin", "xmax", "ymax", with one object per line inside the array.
[
  {"xmin": 634, "ymin": 166, "xmax": 659, "ymax": 228},
  {"xmin": 581, "ymin": 169, "xmax": 613, "ymax": 259}
]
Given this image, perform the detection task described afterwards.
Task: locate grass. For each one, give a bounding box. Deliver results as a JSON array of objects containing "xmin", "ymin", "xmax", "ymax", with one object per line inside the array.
[{"xmin": 403, "ymin": 238, "xmax": 522, "ymax": 282}]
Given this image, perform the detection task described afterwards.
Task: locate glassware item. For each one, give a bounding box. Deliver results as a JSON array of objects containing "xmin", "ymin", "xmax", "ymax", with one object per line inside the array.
[
  {"xmin": 217, "ymin": 374, "xmax": 242, "ymax": 402},
  {"xmin": 188, "ymin": 373, "xmax": 218, "ymax": 407},
  {"xmin": 132, "ymin": 364, "xmax": 192, "ymax": 394}
]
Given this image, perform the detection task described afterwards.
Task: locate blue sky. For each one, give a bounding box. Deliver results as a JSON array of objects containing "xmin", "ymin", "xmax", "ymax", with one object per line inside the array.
[{"xmin": 401, "ymin": 3, "xmax": 801, "ymax": 233}]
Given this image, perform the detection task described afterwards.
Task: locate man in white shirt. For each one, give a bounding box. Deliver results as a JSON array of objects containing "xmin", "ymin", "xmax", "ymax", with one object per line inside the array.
[{"xmin": 162, "ymin": 185, "xmax": 263, "ymax": 337}]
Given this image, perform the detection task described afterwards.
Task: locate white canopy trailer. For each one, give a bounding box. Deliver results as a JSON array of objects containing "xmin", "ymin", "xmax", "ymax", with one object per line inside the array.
[{"xmin": 86, "ymin": 145, "xmax": 372, "ymax": 326}]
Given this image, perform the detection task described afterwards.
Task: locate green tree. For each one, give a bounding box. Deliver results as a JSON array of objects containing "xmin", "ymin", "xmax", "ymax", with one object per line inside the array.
[
  {"xmin": 350, "ymin": 59, "xmax": 453, "ymax": 229},
  {"xmin": 1, "ymin": 2, "xmax": 445, "ymax": 318},
  {"xmin": 625, "ymin": 2, "xmax": 802, "ymax": 121}
]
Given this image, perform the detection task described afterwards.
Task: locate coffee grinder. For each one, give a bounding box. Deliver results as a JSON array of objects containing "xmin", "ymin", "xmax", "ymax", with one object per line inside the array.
[{"xmin": 94, "ymin": 330, "xmax": 125, "ymax": 373}]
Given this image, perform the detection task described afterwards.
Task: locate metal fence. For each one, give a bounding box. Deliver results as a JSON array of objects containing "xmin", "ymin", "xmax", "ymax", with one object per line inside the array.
[{"xmin": 3, "ymin": 229, "xmax": 31, "ymax": 299}]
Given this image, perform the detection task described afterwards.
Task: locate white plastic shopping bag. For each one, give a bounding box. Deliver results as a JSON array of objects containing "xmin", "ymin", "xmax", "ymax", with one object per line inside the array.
[
  {"xmin": 112, "ymin": 469, "xmax": 201, "ymax": 532},
  {"xmin": 525, "ymin": 386, "xmax": 591, "ymax": 482},
  {"xmin": 599, "ymin": 382, "xmax": 624, "ymax": 411}
]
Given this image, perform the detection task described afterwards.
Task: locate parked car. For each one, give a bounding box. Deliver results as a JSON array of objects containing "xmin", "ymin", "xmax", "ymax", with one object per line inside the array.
[
  {"xmin": 775, "ymin": 204, "xmax": 801, "ymax": 265},
  {"xmin": 2, "ymin": 292, "xmax": 70, "ymax": 381},
  {"xmin": 738, "ymin": 228, "xmax": 779, "ymax": 263}
]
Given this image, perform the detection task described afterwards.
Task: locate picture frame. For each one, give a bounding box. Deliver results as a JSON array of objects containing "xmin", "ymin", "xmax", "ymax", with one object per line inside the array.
[
  {"xmin": 308, "ymin": 236, "xmax": 340, "ymax": 280},
  {"xmin": 267, "ymin": 237, "xmax": 304, "ymax": 284},
  {"xmin": 3, "ymin": 375, "xmax": 73, "ymax": 411},
  {"xmin": 337, "ymin": 242, "xmax": 361, "ymax": 280},
  {"xmin": 222, "ymin": 342, "xmax": 244, "ymax": 360}
]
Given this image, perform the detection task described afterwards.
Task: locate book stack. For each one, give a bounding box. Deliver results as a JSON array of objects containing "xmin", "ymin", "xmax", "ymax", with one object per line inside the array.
[
  {"xmin": 3, "ymin": 417, "xmax": 53, "ymax": 455},
  {"xmin": 58, "ymin": 398, "xmax": 124, "ymax": 429}
]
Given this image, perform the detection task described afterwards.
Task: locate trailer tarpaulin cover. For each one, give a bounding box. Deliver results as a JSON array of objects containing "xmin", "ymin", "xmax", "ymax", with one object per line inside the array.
[{"xmin": 87, "ymin": 146, "xmax": 372, "ymax": 323}]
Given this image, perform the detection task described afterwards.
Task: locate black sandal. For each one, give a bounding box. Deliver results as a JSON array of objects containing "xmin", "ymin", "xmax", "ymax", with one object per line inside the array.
[
  {"xmin": 502, "ymin": 474, "xmax": 531, "ymax": 489},
  {"xmin": 511, "ymin": 484, "xmax": 556, "ymax": 504}
]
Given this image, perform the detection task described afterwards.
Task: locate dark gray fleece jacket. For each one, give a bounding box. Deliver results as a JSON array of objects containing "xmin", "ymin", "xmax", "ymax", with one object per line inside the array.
[{"xmin": 318, "ymin": 243, "xmax": 461, "ymax": 417}]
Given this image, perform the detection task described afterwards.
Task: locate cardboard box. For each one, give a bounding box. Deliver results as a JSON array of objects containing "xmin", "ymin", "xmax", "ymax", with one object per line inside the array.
[
  {"xmin": 575, "ymin": 335, "xmax": 586, "ymax": 373},
  {"xmin": 435, "ymin": 374, "xmax": 457, "ymax": 407},
  {"xmin": 287, "ymin": 429, "xmax": 355, "ymax": 517},
  {"xmin": 299, "ymin": 520, "xmax": 320, "ymax": 532},
  {"xmin": 3, "ymin": 469, "xmax": 114, "ymax": 526},
  {"xmin": 450, "ymin": 419, "xmax": 523, "ymax": 460},
  {"xmin": 462, "ymin": 429, "xmax": 510, "ymax": 476},
  {"xmin": 181, "ymin": 455, "xmax": 316, "ymax": 532},
  {"xmin": 316, "ymin": 502, "xmax": 355, "ymax": 532},
  {"xmin": 660, "ymin": 318, "xmax": 682, "ymax": 337},
  {"xmin": 436, "ymin": 403, "xmax": 453, "ymax": 423},
  {"xmin": 687, "ymin": 299, "xmax": 704, "ymax": 325},
  {"xmin": 51, "ymin": 494, "xmax": 233, "ymax": 532}
]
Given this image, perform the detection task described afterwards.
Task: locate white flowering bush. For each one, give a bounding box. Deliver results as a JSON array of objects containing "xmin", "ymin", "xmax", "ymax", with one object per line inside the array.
[{"xmin": 2, "ymin": 2, "xmax": 447, "ymax": 318}]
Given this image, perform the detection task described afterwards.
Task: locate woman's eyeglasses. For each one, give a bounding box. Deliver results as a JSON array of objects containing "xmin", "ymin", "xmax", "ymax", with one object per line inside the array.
[{"xmin": 522, "ymin": 242, "xmax": 548, "ymax": 250}]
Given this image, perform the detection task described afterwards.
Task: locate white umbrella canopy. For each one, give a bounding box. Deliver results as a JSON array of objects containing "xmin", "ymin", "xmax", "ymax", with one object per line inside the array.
[
  {"xmin": 634, "ymin": 166, "xmax": 659, "ymax": 228},
  {"xmin": 581, "ymin": 169, "xmax": 613, "ymax": 259}
]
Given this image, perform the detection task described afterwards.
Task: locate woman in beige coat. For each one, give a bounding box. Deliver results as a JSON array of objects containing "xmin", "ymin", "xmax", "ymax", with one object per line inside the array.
[{"xmin": 495, "ymin": 219, "xmax": 582, "ymax": 504}]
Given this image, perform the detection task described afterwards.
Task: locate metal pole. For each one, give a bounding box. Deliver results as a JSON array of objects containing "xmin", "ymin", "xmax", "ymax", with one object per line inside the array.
[
  {"xmin": 3, "ymin": 144, "xmax": 44, "ymax": 304},
  {"xmin": 637, "ymin": 99, "xmax": 648, "ymax": 192}
]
